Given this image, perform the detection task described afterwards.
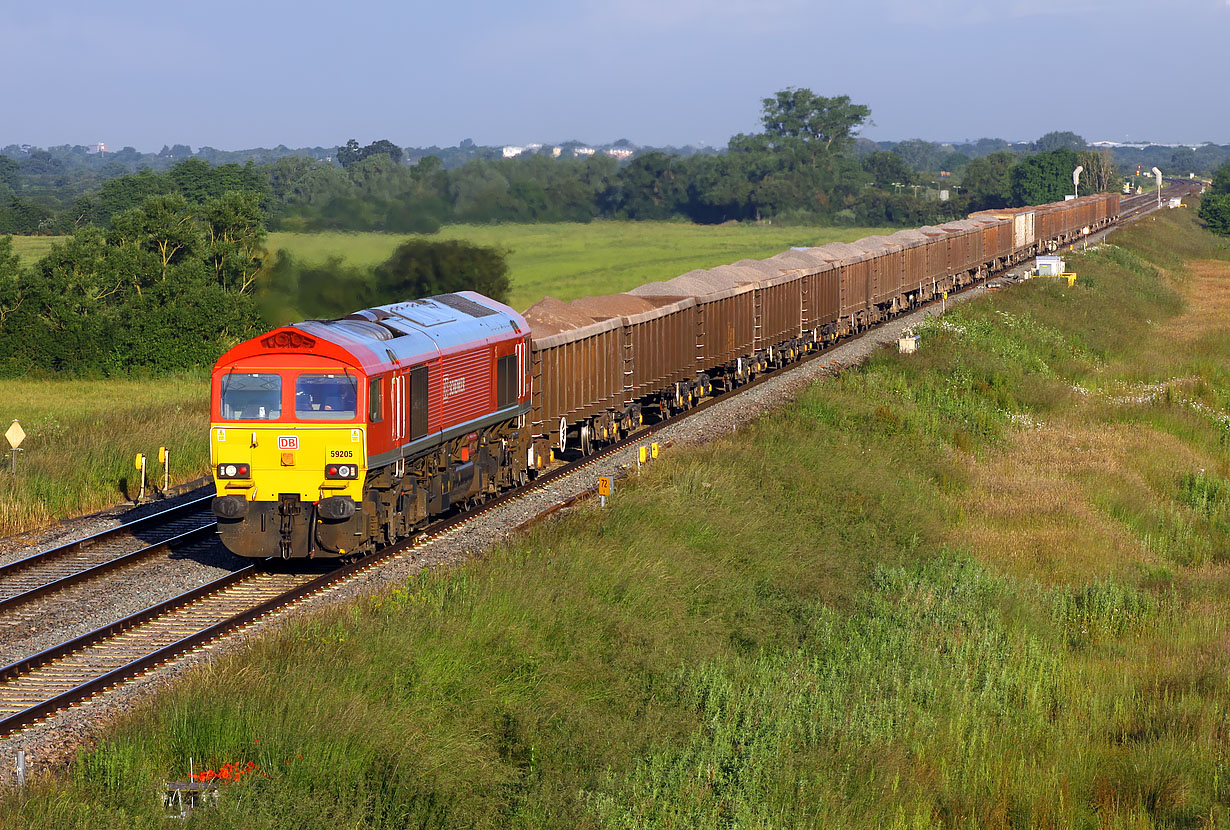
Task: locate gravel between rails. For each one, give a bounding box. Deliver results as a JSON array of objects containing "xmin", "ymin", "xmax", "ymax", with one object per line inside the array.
[{"xmin": 0, "ymin": 288, "xmax": 983, "ymax": 784}]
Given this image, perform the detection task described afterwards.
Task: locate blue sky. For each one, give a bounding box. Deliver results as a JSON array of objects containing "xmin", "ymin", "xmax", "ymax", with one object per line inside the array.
[{"xmin": 3, "ymin": 0, "xmax": 1226, "ymax": 151}]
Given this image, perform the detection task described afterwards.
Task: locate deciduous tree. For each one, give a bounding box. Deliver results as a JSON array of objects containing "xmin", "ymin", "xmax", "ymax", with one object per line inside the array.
[{"xmin": 760, "ymin": 88, "xmax": 870, "ymax": 160}]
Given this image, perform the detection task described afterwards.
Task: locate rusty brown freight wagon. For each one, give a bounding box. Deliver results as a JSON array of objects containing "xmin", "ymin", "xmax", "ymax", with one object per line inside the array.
[
  {"xmin": 847, "ymin": 235, "xmax": 907, "ymax": 312},
  {"xmin": 576, "ymin": 293, "xmax": 698, "ymax": 412},
  {"xmin": 524, "ymin": 298, "xmax": 623, "ymax": 454},
  {"xmin": 969, "ymin": 216, "xmax": 1012, "ymax": 269},
  {"xmin": 885, "ymin": 229, "xmax": 935, "ymax": 299},
  {"xmin": 759, "ymin": 248, "xmax": 841, "ymax": 338},
  {"xmin": 812, "ymin": 241, "xmax": 874, "ymax": 331},
  {"xmin": 917, "ymin": 226, "xmax": 955, "ymax": 283},
  {"xmin": 938, "ymin": 220, "xmax": 988, "ymax": 280},
  {"xmin": 632, "ymin": 270, "xmax": 757, "ymax": 381},
  {"xmin": 722, "ymin": 262, "xmax": 804, "ymax": 358}
]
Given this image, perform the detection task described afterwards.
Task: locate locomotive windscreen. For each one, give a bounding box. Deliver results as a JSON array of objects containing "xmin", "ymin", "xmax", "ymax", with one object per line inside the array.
[
  {"xmin": 220, "ymin": 374, "xmax": 282, "ymax": 420},
  {"xmin": 295, "ymin": 374, "xmax": 358, "ymax": 420}
]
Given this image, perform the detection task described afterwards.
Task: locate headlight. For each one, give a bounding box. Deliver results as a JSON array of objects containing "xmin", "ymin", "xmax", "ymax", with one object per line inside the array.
[
  {"xmin": 217, "ymin": 463, "xmax": 251, "ymax": 479},
  {"xmin": 325, "ymin": 464, "xmax": 359, "ymax": 480}
]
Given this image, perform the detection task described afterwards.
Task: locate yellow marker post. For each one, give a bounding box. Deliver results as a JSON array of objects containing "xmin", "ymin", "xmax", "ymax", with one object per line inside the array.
[
  {"xmin": 651, "ymin": 442, "xmax": 659, "ymax": 460},
  {"xmin": 638, "ymin": 446, "xmax": 648, "ymax": 464},
  {"xmin": 598, "ymin": 475, "xmax": 611, "ymax": 508}
]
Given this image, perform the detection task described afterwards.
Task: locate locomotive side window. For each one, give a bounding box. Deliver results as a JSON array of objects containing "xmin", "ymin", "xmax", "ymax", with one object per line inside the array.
[
  {"xmin": 368, "ymin": 378, "xmax": 383, "ymax": 422},
  {"xmin": 410, "ymin": 366, "xmax": 428, "ymax": 440},
  {"xmin": 220, "ymin": 374, "xmax": 282, "ymax": 420},
  {"xmin": 296, "ymin": 374, "xmax": 358, "ymax": 420}
]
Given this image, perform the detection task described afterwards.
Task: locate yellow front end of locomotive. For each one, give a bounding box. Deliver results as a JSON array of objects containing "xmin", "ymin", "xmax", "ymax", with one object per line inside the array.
[{"xmin": 210, "ymin": 424, "xmax": 366, "ymax": 504}]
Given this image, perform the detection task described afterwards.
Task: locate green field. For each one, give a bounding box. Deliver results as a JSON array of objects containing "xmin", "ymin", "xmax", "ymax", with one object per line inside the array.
[
  {"xmin": 8, "ymin": 234, "xmax": 65, "ymax": 263},
  {"xmin": 4, "ymin": 208, "xmax": 1228, "ymax": 827},
  {"xmin": 268, "ymin": 222, "xmax": 887, "ymax": 311},
  {"xmin": 11, "ymin": 222, "xmax": 890, "ymax": 313}
]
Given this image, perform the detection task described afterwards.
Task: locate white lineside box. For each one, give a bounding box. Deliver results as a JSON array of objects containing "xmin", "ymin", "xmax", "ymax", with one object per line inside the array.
[
  {"xmin": 1036, "ymin": 256, "xmax": 1065, "ymax": 277},
  {"xmin": 898, "ymin": 334, "xmax": 919, "ymax": 354}
]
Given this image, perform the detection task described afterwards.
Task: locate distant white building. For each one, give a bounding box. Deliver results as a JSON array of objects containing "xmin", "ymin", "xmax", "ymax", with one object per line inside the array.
[
  {"xmin": 606, "ymin": 147, "xmax": 634, "ymax": 160},
  {"xmin": 87, "ymin": 142, "xmax": 107, "ymax": 154},
  {"xmin": 573, "ymin": 147, "xmax": 596, "ymax": 157},
  {"xmin": 502, "ymin": 146, "xmax": 525, "ymax": 158}
]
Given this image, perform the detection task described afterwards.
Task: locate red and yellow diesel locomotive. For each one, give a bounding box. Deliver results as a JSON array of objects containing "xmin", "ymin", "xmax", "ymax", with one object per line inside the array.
[
  {"xmin": 210, "ymin": 292, "xmax": 531, "ymax": 558},
  {"xmin": 211, "ymin": 192, "xmax": 1144, "ymax": 560}
]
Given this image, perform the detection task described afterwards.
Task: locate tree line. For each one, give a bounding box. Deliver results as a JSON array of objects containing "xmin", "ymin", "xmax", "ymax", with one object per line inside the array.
[
  {"xmin": 0, "ymin": 183, "xmax": 509, "ymax": 376},
  {"xmin": 2, "ymin": 95, "xmax": 1140, "ymax": 236}
]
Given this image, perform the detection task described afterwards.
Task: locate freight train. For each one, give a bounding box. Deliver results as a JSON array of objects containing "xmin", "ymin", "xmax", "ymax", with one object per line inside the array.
[{"xmin": 211, "ymin": 193, "xmax": 1121, "ymax": 559}]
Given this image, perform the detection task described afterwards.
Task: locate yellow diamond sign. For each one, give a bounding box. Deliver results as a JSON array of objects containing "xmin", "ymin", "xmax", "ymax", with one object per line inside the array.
[{"xmin": 5, "ymin": 421, "xmax": 25, "ymax": 449}]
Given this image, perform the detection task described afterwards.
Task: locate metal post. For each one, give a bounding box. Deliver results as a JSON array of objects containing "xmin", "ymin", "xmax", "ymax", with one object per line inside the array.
[
  {"xmin": 134, "ymin": 453, "xmax": 147, "ymax": 503},
  {"xmin": 16, "ymin": 750, "xmax": 25, "ymax": 787}
]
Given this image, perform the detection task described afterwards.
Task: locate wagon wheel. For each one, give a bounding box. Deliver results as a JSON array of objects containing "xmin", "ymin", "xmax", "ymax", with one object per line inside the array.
[
  {"xmin": 580, "ymin": 423, "xmax": 592, "ymax": 456},
  {"xmin": 558, "ymin": 416, "xmax": 567, "ymax": 453}
]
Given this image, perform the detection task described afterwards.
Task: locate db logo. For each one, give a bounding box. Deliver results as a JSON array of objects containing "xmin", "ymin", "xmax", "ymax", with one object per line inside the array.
[{"xmin": 278, "ymin": 435, "xmax": 299, "ymax": 451}]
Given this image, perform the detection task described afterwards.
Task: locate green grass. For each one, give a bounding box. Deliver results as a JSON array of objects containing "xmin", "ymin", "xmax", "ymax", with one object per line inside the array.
[
  {"xmin": 3, "ymin": 206, "xmax": 1228, "ymax": 827},
  {"xmin": 267, "ymin": 221, "xmax": 889, "ymax": 311},
  {"xmin": 8, "ymin": 234, "xmax": 66, "ymax": 263},
  {"xmin": 0, "ymin": 374, "xmax": 212, "ymax": 535}
]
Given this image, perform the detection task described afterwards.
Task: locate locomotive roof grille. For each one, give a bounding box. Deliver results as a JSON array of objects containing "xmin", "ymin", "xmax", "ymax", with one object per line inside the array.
[{"xmin": 430, "ymin": 293, "xmax": 499, "ymax": 318}]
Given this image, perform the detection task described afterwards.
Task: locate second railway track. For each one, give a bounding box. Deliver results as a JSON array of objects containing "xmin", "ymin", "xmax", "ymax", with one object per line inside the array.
[{"xmin": 0, "ymin": 495, "xmax": 217, "ymax": 615}]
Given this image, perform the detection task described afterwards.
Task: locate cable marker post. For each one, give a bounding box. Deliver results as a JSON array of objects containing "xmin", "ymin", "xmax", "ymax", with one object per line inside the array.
[
  {"xmin": 159, "ymin": 446, "xmax": 171, "ymax": 496},
  {"xmin": 134, "ymin": 453, "xmax": 147, "ymax": 503},
  {"xmin": 5, "ymin": 420, "xmax": 24, "ymax": 477}
]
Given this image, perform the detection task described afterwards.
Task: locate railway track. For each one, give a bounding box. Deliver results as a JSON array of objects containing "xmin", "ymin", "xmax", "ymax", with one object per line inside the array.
[
  {"xmin": 0, "ymin": 189, "xmax": 1201, "ymax": 740},
  {"xmin": 0, "ymin": 495, "xmax": 217, "ymax": 615}
]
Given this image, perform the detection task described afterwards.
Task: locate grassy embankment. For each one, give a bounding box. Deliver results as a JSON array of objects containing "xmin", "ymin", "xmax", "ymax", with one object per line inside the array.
[
  {"xmin": 1, "ymin": 222, "xmax": 880, "ymax": 536},
  {"xmin": 3, "ymin": 209, "xmax": 1227, "ymax": 826}
]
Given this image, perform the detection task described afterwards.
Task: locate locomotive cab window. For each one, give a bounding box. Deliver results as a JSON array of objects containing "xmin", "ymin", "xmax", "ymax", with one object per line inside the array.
[
  {"xmin": 295, "ymin": 374, "xmax": 358, "ymax": 420},
  {"xmin": 368, "ymin": 378, "xmax": 383, "ymax": 422},
  {"xmin": 220, "ymin": 374, "xmax": 282, "ymax": 420}
]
